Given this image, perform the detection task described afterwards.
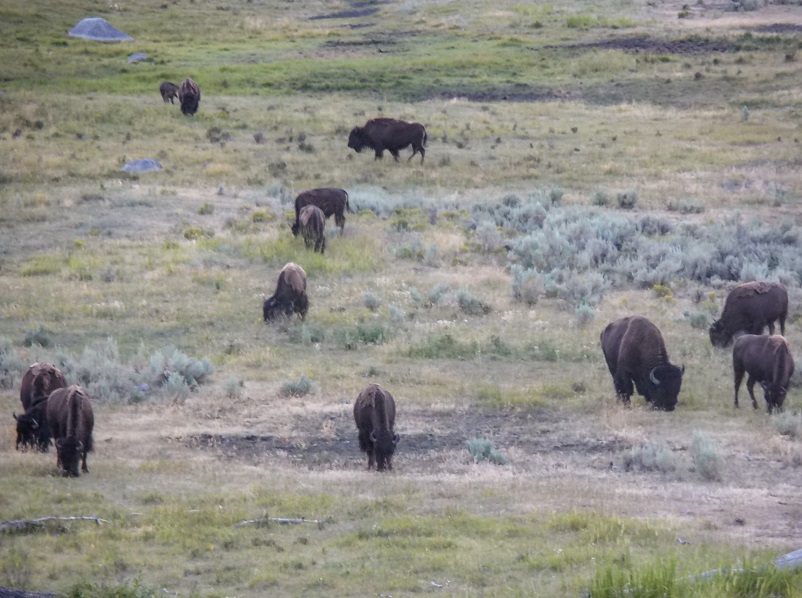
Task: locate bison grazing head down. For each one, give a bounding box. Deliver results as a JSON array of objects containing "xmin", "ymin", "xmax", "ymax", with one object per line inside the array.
[
  {"xmin": 46, "ymin": 385, "xmax": 94, "ymax": 478},
  {"xmin": 178, "ymin": 77, "xmax": 201, "ymax": 116},
  {"xmin": 263, "ymin": 262, "xmax": 308, "ymax": 322},
  {"xmin": 732, "ymin": 334, "xmax": 794, "ymax": 413},
  {"xmin": 15, "ymin": 362, "xmax": 67, "ymax": 452},
  {"xmin": 354, "ymin": 383, "xmax": 399, "ymax": 471},
  {"xmin": 709, "ymin": 281, "xmax": 788, "ymax": 348},
  {"xmin": 601, "ymin": 316, "xmax": 684, "ymax": 411},
  {"xmin": 13, "ymin": 411, "xmax": 39, "ymax": 451}
]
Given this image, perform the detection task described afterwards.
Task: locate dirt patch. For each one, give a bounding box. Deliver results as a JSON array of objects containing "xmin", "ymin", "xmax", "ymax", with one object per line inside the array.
[
  {"xmin": 544, "ymin": 34, "xmax": 738, "ymax": 55},
  {"xmin": 751, "ymin": 23, "xmax": 802, "ymax": 33}
]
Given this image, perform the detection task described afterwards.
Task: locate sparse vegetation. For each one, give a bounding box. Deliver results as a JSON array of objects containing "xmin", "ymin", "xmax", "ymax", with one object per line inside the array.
[
  {"xmin": 466, "ymin": 438, "xmax": 507, "ymax": 465},
  {"xmin": 691, "ymin": 431, "xmax": 723, "ymax": 481}
]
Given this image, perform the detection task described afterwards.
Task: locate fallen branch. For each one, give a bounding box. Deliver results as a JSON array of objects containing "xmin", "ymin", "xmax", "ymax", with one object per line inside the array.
[
  {"xmin": 0, "ymin": 516, "xmax": 108, "ymax": 533},
  {"xmin": 235, "ymin": 516, "xmax": 324, "ymax": 530},
  {"xmin": 688, "ymin": 547, "xmax": 802, "ymax": 584}
]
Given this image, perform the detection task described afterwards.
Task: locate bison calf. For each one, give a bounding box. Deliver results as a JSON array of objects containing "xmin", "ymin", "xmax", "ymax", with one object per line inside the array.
[
  {"xmin": 297, "ymin": 205, "xmax": 326, "ymax": 254},
  {"xmin": 14, "ymin": 362, "xmax": 67, "ymax": 452},
  {"xmin": 348, "ymin": 118, "xmax": 427, "ymax": 164},
  {"xmin": 263, "ymin": 262, "xmax": 308, "ymax": 321},
  {"xmin": 353, "ymin": 383, "xmax": 399, "ymax": 471},
  {"xmin": 733, "ymin": 334, "xmax": 794, "ymax": 413},
  {"xmin": 46, "ymin": 385, "xmax": 94, "ymax": 477},
  {"xmin": 709, "ymin": 281, "xmax": 787, "ymax": 348},
  {"xmin": 178, "ymin": 77, "xmax": 201, "ymax": 116},
  {"xmin": 291, "ymin": 187, "xmax": 349, "ymax": 234},
  {"xmin": 159, "ymin": 81, "xmax": 179, "ymax": 104},
  {"xmin": 601, "ymin": 316, "xmax": 684, "ymax": 411}
]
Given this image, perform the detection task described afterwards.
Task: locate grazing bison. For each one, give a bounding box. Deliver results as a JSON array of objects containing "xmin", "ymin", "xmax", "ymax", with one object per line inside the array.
[
  {"xmin": 709, "ymin": 281, "xmax": 788, "ymax": 348},
  {"xmin": 353, "ymin": 383, "xmax": 399, "ymax": 471},
  {"xmin": 46, "ymin": 385, "xmax": 94, "ymax": 477},
  {"xmin": 297, "ymin": 205, "xmax": 326, "ymax": 254},
  {"xmin": 14, "ymin": 362, "xmax": 67, "ymax": 451},
  {"xmin": 291, "ymin": 187, "xmax": 350, "ymax": 235},
  {"xmin": 178, "ymin": 77, "xmax": 201, "ymax": 115},
  {"xmin": 159, "ymin": 81, "xmax": 179, "ymax": 104},
  {"xmin": 600, "ymin": 316, "xmax": 685, "ymax": 411},
  {"xmin": 347, "ymin": 118, "xmax": 427, "ymax": 164},
  {"xmin": 732, "ymin": 334, "xmax": 794, "ymax": 413},
  {"xmin": 263, "ymin": 262, "xmax": 308, "ymax": 321}
]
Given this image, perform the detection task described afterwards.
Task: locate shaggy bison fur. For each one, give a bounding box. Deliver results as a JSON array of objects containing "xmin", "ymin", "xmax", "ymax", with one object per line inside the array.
[
  {"xmin": 709, "ymin": 281, "xmax": 787, "ymax": 348},
  {"xmin": 601, "ymin": 316, "xmax": 684, "ymax": 411},
  {"xmin": 159, "ymin": 81, "xmax": 179, "ymax": 104},
  {"xmin": 263, "ymin": 262, "xmax": 308, "ymax": 321},
  {"xmin": 298, "ymin": 205, "xmax": 326, "ymax": 254},
  {"xmin": 353, "ymin": 383, "xmax": 399, "ymax": 471},
  {"xmin": 14, "ymin": 362, "xmax": 67, "ymax": 452},
  {"xmin": 732, "ymin": 334, "xmax": 794, "ymax": 413},
  {"xmin": 347, "ymin": 118, "xmax": 427, "ymax": 164},
  {"xmin": 291, "ymin": 188, "xmax": 350, "ymax": 235},
  {"xmin": 46, "ymin": 385, "xmax": 94, "ymax": 477},
  {"xmin": 178, "ymin": 77, "xmax": 201, "ymax": 115}
]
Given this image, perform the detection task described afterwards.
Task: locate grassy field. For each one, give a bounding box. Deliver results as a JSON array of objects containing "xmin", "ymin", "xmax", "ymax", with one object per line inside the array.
[{"xmin": 2, "ymin": 0, "xmax": 802, "ymax": 596}]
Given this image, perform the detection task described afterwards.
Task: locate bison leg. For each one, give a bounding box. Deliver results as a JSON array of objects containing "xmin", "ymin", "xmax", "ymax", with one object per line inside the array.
[
  {"xmin": 388, "ymin": 149, "xmax": 401, "ymax": 162},
  {"xmin": 408, "ymin": 146, "xmax": 425, "ymax": 164},
  {"xmin": 767, "ymin": 321, "xmax": 775, "ymax": 335},
  {"xmin": 745, "ymin": 376, "xmax": 759, "ymax": 410},
  {"xmin": 373, "ymin": 148, "xmax": 384, "ymax": 160},
  {"xmin": 613, "ymin": 373, "xmax": 633, "ymax": 405},
  {"xmin": 733, "ymin": 366, "xmax": 745, "ymax": 408},
  {"xmin": 81, "ymin": 450, "xmax": 89, "ymax": 473},
  {"xmin": 335, "ymin": 214, "xmax": 345, "ymax": 231},
  {"xmin": 779, "ymin": 315, "xmax": 786, "ymax": 336}
]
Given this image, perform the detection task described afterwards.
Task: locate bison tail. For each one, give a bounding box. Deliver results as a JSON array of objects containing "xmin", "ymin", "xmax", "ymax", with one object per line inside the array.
[
  {"xmin": 345, "ymin": 191, "xmax": 353, "ymax": 213},
  {"xmin": 422, "ymin": 129, "xmax": 428, "ymax": 147}
]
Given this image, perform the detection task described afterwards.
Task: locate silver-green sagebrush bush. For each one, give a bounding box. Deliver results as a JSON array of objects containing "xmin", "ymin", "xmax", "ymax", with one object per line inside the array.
[
  {"xmin": 279, "ymin": 374, "xmax": 316, "ymax": 397},
  {"xmin": 691, "ymin": 431, "xmax": 723, "ymax": 482},
  {"xmin": 623, "ymin": 442, "xmax": 677, "ymax": 473},
  {"xmin": 466, "ymin": 438, "xmax": 507, "ymax": 465},
  {"xmin": 0, "ymin": 337, "xmax": 25, "ymax": 389}
]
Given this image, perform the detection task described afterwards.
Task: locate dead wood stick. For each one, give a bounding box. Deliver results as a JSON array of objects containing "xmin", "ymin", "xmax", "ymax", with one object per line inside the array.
[
  {"xmin": 0, "ymin": 516, "xmax": 108, "ymax": 533},
  {"xmin": 235, "ymin": 516, "xmax": 324, "ymax": 530}
]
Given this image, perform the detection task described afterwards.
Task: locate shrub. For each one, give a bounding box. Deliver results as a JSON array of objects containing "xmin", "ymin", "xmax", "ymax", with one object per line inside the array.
[
  {"xmin": 164, "ymin": 371, "xmax": 191, "ymax": 402},
  {"xmin": 511, "ymin": 266, "xmax": 544, "ymax": 306},
  {"xmin": 198, "ymin": 202, "xmax": 215, "ymax": 215},
  {"xmin": 666, "ymin": 198, "xmax": 704, "ymax": 214},
  {"xmin": 279, "ymin": 374, "xmax": 316, "ymax": 397},
  {"xmin": 592, "ymin": 190, "xmax": 611, "ymax": 206},
  {"xmin": 428, "ymin": 283, "xmax": 450, "ymax": 305},
  {"xmin": 0, "ymin": 337, "xmax": 25, "ymax": 389},
  {"xmin": 149, "ymin": 346, "xmax": 213, "ymax": 389},
  {"xmin": 287, "ymin": 324, "xmax": 326, "ymax": 345},
  {"xmin": 616, "ymin": 189, "xmax": 638, "ymax": 209},
  {"xmin": 466, "ymin": 438, "xmax": 507, "ymax": 465},
  {"xmin": 549, "ymin": 186, "xmax": 564, "ymax": 206},
  {"xmin": 474, "ymin": 220, "xmax": 502, "ymax": 253},
  {"xmin": 622, "ymin": 442, "xmax": 676, "ymax": 473},
  {"xmin": 691, "ymin": 431, "xmax": 723, "ymax": 481},
  {"xmin": 687, "ymin": 311, "xmax": 709, "ymax": 330},
  {"xmin": 773, "ymin": 411, "xmax": 801, "ymax": 438},
  {"xmin": 24, "ymin": 323, "xmax": 51, "ymax": 347},
  {"xmin": 574, "ymin": 304, "xmax": 596, "ymax": 328},
  {"xmin": 223, "ymin": 376, "xmax": 244, "ymax": 400},
  {"xmin": 363, "ymin": 292, "xmax": 381, "ymax": 311},
  {"xmin": 457, "ymin": 287, "xmax": 491, "ymax": 316}
]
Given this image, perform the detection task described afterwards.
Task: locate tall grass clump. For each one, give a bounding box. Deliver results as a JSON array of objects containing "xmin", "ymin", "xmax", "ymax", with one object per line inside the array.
[
  {"xmin": 279, "ymin": 374, "xmax": 316, "ymax": 397},
  {"xmin": 466, "ymin": 438, "xmax": 507, "ymax": 465},
  {"xmin": 589, "ymin": 560, "xmax": 684, "ymax": 597},
  {"xmin": 0, "ymin": 337, "xmax": 25, "ymax": 389},
  {"xmin": 691, "ymin": 431, "xmax": 723, "ymax": 481},
  {"xmin": 622, "ymin": 442, "xmax": 676, "ymax": 473}
]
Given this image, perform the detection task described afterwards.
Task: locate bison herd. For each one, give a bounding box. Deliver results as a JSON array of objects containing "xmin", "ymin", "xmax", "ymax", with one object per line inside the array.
[{"xmin": 8, "ymin": 280, "xmax": 795, "ymax": 477}]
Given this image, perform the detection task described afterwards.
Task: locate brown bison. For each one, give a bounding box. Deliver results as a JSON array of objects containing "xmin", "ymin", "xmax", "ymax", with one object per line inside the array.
[
  {"xmin": 14, "ymin": 362, "xmax": 67, "ymax": 452},
  {"xmin": 709, "ymin": 281, "xmax": 788, "ymax": 348},
  {"xmin": 347, "ymin": 118, "xmax": 427, "ymax": 164},
  {"xmin": 732, "ymin": 334, "xmax": 794, "ymax": 413},
  {"xmin": 159, "ymin": 81, "xmax": 179, "ymax": 104},
  {"xmin": 263, "ymin": 262, "xmax": 308, "ymax": 321},
  {"xmin": 297, "ymin": 205, "xmax": 326, "ymax": 254},
  {"xmin": 353, "ymin": 383, "xmax": 399, "ymax": 471},
  {"xmin": 291, "ymin": 187, "xmax": 349, "ymax": 235},
  {"xmin": 178, "ymin": 77, "xmax": 201, "ymax": 116},
  {"xmin": 46, "ymin": 385, "xmax": 94, "ymax": 477},
  {"xmin": 600, "ymin": 316, "xmax": 684, "ymax": 411}
]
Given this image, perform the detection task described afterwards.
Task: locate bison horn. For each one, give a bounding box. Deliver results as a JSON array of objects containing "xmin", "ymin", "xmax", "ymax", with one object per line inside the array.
[
  {"xmin": 13, "ymin": 412, "xmax": 18, "ymax": 421},
  {"xmin": 649, "ymin": 368, "xmax": 660, "ymax": 386},
  {"xmin": 680, "ymin": 365, "xmax": 685, "ymax": 375},
  {"xmin": 369, "ymin": 431, "xmax": 377, "ymax": 443}
]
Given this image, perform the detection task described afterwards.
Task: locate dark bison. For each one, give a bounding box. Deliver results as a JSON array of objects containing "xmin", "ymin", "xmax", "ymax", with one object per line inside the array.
[
  {"xmin": 732, "ymin": 334, "xmax": 794, "ymax": 413},
  {"xmin": 291, "ymin": 187, "xmax": 349, "ymax": 235},
  {"xmin": 46, "ymin": 385, "xmax": 94, "ymax": 477},
  {"xmin": 178, "ymin": 77, "xmax": 201, "ymax": 116},
  {"xmin": 263, "ymin": 262, "xmax": 308, "ymax": 321},
  {"xmin": 159, "ymin": 81, "xmax": 179, "ymax": 104},
  {"xmin": 709, "ymin": 281, "xmax": 788, "ymax": 348},
  {"xmin": 298, "ymin": 205, "xmax": 326, "ymax": 254},
  {"xmin": 353, "ymin": 383, "xmax": 399, "ymax": 471},
  {"xmin": 347, "ymin": 118, "xmax": 427, "ymax": 164},
  {"xmin": 600, "ymin": 316, "xmax": 685, "ymax": 411},
  {"xmin": 14, "ymin": 362, "xmax": 67, "ymax": 451}
]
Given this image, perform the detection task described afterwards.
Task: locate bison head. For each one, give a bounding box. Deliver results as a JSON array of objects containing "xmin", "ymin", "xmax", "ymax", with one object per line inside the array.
[
  {"xmin": 708, "ymin": 320, "xmax": 731, "ymax": 348},
  {"xmin": 263, "ymin": 296, "xmax": 280, "ymax": 322},
  {"xmin": 13, "ymin": 412, "xmax": 38, "ymax": 451},
  {"xmin": 370, "ymin": 429, "xmax": 399, "ymax": 471},
  {"xmin": 760, "ymin": 381, "xmax": 787, "ymax": 413},
  {"xmin": 56, "ymin": 437, "xmax": 83, "ymax": 477},
  {"xmin": 347, "ymin": 127, "xmax": 365, "ymax": 153},
  {"xmin": 290, "ymin": 222, "xmax": 300, "ymax": 237},
  {"xmin": 645, "ymin": 364, "xmax": 684, "ymax": 411}
]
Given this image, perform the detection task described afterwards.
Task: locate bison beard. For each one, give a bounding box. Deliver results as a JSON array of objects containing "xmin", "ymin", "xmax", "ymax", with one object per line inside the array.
[
  {"xmin": 46, "ymin": 385, "xmax": 94, "ymax": 478},
  {"xmin": 601, "ymin": 316, "xmax": 684, "ymax": 411},
  {"xmin": 263, "ymin": 262, "xmax": 308, "ymax": 321},
  {"xmin": 353, "ymin": 384, "xmax": 399, "ymax": 471},
  {"xmin": 347, "ymin": 118, "xmax": 427, "ymax": 164},
  {"xmin": 178, "ymin": 78, "xmax": 201, "ymax": 116},
  {"xmin": 732, "ymin": 334, "xmax": 794, "ymax": 413}
]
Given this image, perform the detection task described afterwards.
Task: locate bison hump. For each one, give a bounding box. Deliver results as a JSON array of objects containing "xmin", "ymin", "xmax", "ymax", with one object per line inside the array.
[{"xmin": 732, "ymin": 281, "xmax": 779, "ymax": 298}]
